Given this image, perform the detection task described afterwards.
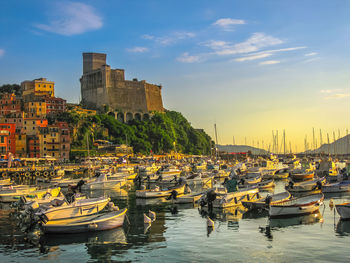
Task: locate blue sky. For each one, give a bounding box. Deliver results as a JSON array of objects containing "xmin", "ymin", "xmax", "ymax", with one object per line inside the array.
[{"xmin": 1, "ymin": 0, "xmax": 350, "ymax": 150}]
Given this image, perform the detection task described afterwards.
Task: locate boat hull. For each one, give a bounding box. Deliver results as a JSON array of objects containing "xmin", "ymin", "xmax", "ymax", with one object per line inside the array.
[
  {"xmin": 336, "ymin": 204, "xmax": 350, "ymax": 220},
  {"xmin": 42, "ymin": 208, "xmax": 127, "ymax": 233}
]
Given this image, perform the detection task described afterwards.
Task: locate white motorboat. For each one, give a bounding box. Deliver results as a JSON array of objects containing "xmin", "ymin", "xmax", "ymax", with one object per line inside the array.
[
  {"xmin": 82, "ymin": 174, "xmax": 127, "ymax": 190},
  {"xmin": 322, "ymin": 180, "xmax": 350, "ymax": 193},
  {"xmin": 269, "ymin": 193, "xmax": 324, "ymax": 218},
  {"xmin": 36, "ymin": 196, "xmax": 110, "ymax": 221}
]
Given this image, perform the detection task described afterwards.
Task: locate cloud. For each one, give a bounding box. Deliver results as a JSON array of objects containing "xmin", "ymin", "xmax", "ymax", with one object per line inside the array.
[
  {"xmin": 205, "ymin": 33, "xmax": 283, "ymax": 56},
  {"xmin": 325, "ymin": 93, "xmax": 350, "ymax": 99},
  {"xmin": 305, "ymin": 52, "xmax": 318, "ymax": 56},
  {"xmin": 176, "ymin": 52, "xmax": 201, "ymax": 63},
  {"xmin": 0, "ymin": 49, "xmax": 4, "ymax": 57},
  {"xmin": 126, "ymin": 47, "xmax": 149, "ymax": 53},
  {"xmin": 35, "ymin": 2, "xmax": 102, "ymax": 36},
  {"xmin": 213, "ymin": 18, "xmax": 245, "ymax": 31},
  {"xmin": 143, "ymin": 32, "xmax": 195, "ymax": 46},
  {"xmin": 259, "ymin": 60, "xmax": 280, "ymax": 65},
  {"xmin": 234, "ymin": 46, "xmax": 306, "ymax": 62},
  {"xmin": 235, "ymin": 53, "xmax": 272, "ymax": 62}
]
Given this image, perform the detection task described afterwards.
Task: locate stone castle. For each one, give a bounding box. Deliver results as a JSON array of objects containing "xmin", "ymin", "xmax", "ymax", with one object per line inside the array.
[{"xmin": 80, "ymin": 53, "xmax": 164, "ymax": 122}]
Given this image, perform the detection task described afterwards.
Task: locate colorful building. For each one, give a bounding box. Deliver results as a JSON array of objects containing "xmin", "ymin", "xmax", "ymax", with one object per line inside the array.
[
  {"xmin": 23, "ymin": 118, "xmax": 48, "ymax": 136},
  {"xmin": 27, "ymin": 135, "xmax": 40, "ymax": 158},
  {"xmin": 0, "ymin": 123, "xmax": 16, "ymax": 156},
  {"xmin": 0, "ymin": 93, "xmax": 22, "ymax": 116},
  {"xmin": 21, "ymin": 78, "xmax": 55, "ymax": 100},
  {"xmin": 24, "ymin": 101, "xmax": 47, "ymax": 118},
  {"xmin": 45, "ymin": 97, "xmax": 66, "ymax": 116}
]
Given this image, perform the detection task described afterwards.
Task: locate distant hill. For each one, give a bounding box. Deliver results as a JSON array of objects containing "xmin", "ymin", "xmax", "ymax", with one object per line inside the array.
[
  {"xmin": 312, "ymin": 135, "xmax": 350, "ymax": 154},
  {"xmin": 217, "ymin": 144, "xmax": 268, "ymax": 155}
]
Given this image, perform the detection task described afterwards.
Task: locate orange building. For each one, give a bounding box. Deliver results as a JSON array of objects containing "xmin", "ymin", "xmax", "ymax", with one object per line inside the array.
[
  {"xmin": 0, "ymin": 123, "xmax": 16, "ymax": 156},
  {"xmin": 23, "ymin": 118, "xmax": 48, "ymax": 135}
]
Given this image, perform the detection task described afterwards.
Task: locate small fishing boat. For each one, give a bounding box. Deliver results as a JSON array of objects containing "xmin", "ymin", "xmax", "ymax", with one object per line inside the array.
[
  {"xmin": 205, "ymin": 187, "xmax": 259, "ymax": 209},
  {"xmin": 273, "ymin": 168, "xmax": 289, "ymax": 179},
  {"xmin": 42, "ymin": 208, "xmax": 127, "ymax": 233},
  {"xmin": 269, "ymin": 193, "xmax": 324, "ymax": 218},
  {"xmin": 239, "ymin": 179, "xmax": 275, "ymax": 190},
  {"xmin": 335, "ymin": 203, "xmax": 350, "ymax": 220},
  {"xmin": 36, "ymin": 196, "xmax": 111, "ymax": 221},
  {"xmin": 285, "ymin": 177, "xmax": 325, "ymax": 193},
  {"xmin": 242, "ymin": 191, "xmax": 291, "ymax": 210},
  {"xmin": 173, "ymin": 192, "xmax": 204, "ymax": 204},
  {"xmin": 290, "ymin": 172, "xmax": 314, "ymax": 181},
  {"xmin": 322, "ymin": 180, "xmax": 350, "ymax": 193},
  {"xmin": 81, "ymin": 174, "xmax": 127, "ymax": 190},
  {"xmin": 0, "ymin": 178, "xmax": 11, "ymax": 186},
  {"xmin": 21, "ymin": 187, "xmax": 62, "ymax": 203},
  {"xmin": 136, "ymin": 184, "xmax": 185, "ymax": 198},
  {"xmin": 0, "ymin": 186, "xmax": 39, "ymax": 202}
]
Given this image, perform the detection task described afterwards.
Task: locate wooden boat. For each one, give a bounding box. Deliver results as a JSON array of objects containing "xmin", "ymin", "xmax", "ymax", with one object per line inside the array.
[
  {"xmin": 173, "ymin": 192, "xmax": 204, "ymax": 204},
  {"xmin": 208, "ymin": 188, "xmax": 259, "ymax": 209},
  {"xmin": 274, "ymin": 168, "xmax": 289, "ymax": 179},
  {"xmin": 136, "ymin": 184, "xmax": 185, "ymax": 198},
  {"xmin": 290, "ymin": 172, "xmax": 314, "ymax": 181},
  {"xmin": 21, "ymin": 187, "xmax": 62, "ymax": 202},
  {"xmin": 240, "ymin": 173, "xmax": 262, "ymax": 185},
  {"xmin": 157, "ymin": 167, "xmax": 181, "ymax": 176},
  {"xmin": 80, "ymin": 173, "xmax": 127, "ymax": 190},
  {"xmin": 36, "ymin": 196, "xmax": 111, "ymax": 221},
  {"xmin": 335, "ymin": 203, "xmax": 350, "ymax": 220},
  {"xmin": 269, "ymin": 193, "xmax": 324, "ymax": 218},
  {"xmin": 285, "ymin": 177, "xmax": 326, "ymax": 193},
  {"xmin": 239, "ymin": 179, "xmax": 275, "ymax": 190},
  {"xmin": 0, "ymin": 186, "xmax": 39, "ymax": 202},
  {"xmin": 322, "ymin": 180, "xmax": 350, "ymax": 193},
  {"xmin": 213, "ymin": 170, "xmax": 230, "ymax": 179},
  {"xmin": 42, "ymin": 208, "xmax": 127, "ymax": 233},
  {"xmin": 52, "ymin": 178, "xmax": 91, "ymax": 188},
  {"xmin": 242, "ymin": 191, "xmax": 291, "ymax": 210}
]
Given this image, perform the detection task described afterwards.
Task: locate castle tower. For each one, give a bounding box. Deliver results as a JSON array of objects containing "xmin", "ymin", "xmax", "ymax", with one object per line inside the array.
[
  {"xmin": 80, "ymin": 52, "xmax": 164, "ymax": 116},
  {"xmin": 83, "ymin": 53, "xmax": 107, "ymax": 74}
]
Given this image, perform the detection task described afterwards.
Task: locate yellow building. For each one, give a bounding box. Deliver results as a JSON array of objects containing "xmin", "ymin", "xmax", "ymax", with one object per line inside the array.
[
  {"xmin": 24, "ymin": 101, "xmax": 47, "ymax": 118},
  {"xmin": 38, "ymin": 126, "xmax": 60, "ymax": 159},
  {"xmin": 15, "ymin": 134, "xmax": 26, "ymax": 157},
  {"xmin": 21, "ymin": 78, "xmax": 55, "ymax": 99}
]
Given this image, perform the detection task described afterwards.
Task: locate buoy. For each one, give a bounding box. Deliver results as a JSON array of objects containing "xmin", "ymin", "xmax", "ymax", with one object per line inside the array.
[
  {"xmin": 144, "ymin": 213, "xmax": 152, "ymax": 224},
  {"xmin": 148, "ymin": 210, "xmax": 156, "ymax": 221},
  {"xmin": 207, "ymin": 217, "xmax": 214, "ymax": 228},
  {"xmin": 329, "ymin": 198, "xmax": 334, "ymax": 208}
]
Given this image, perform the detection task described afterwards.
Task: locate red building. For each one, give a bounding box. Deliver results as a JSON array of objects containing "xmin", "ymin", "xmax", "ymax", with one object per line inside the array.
[
  {"xmin": 27, "ymin": 135, "xmax": 40, "ymax": 158},
  {"xmin": 45, "ymin": 97, "xmax": 66, "ymax": 116},
  {"xmin": 0, "ymin": 93, "xmax": 22, "ymax": 116},
  {"xmin": 0, "ymin": 123, "xmax": 16, "ymax": 156},
  {"xmin": 57, "ymin": 121, "xmax": 70, "ymax": 161}
]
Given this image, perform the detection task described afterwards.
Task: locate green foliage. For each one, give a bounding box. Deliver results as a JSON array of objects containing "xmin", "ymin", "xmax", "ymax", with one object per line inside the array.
[
  {"xmin": 61, "ymin": 110, "xmax": 213, "ymax": 155},
  {"xmin": 0, "ymin": 84, "xmax": 21, "ymax": 95}
]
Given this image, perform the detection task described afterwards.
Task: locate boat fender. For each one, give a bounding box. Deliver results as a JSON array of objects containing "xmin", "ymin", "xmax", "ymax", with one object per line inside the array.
[{"xmin": 88, "ymin": 223, "xmax": 98, "ymax": 229}]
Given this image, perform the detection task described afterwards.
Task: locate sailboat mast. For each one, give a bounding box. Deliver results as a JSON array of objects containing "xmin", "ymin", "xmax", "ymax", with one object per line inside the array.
[
  {"xmin": 214, "ymin": 124, "xmax": 218, "ymax": 159},
  {"xmin": 283, "ymin": 129, "xmax": 286, "ymax": 155}
]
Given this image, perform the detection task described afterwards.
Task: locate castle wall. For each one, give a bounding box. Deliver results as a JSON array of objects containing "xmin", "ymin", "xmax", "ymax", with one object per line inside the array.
[{"xmin": 81, "ymin": 52, "xmax": 164, "ymax": 113}]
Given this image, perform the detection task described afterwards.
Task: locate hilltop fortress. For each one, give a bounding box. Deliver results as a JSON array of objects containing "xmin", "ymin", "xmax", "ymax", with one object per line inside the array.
[{"xmin": 80, "ymin": 53, "xmax": 164, "ymax": 122}]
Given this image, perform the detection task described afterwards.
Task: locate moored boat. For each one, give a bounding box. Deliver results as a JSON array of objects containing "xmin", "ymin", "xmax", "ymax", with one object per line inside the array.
[
  {"xmin": 136, "ymin": 184, "xmax": 186, "ymax": 198},
  {"xmin": 42, "ymin": 208, "xmax": 127, "ymax": 233},
  {"xmin": 242, "ymin": 191, "xmax": 291, "ymax": 210},
  {"xmin": 269, "ymin": 193, "xmax": 324, "ymax": 218},
  {"xmin": 36, "ymin": 196, "xmax": 111, "ymax": 221},
  {"xmin": 322, "ymin": 180, "xmax": 350, "ymax": 193},
  {"xmin": 335, "ymin": 203, "xmax": 350, "ymax": 220},
  {"xmin": 285, "ymin": 177, "xmax": 325, "ymax": 193}
]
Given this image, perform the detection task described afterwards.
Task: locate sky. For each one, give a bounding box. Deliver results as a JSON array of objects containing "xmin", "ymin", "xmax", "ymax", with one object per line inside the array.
[{"xmin": 1, "ymin": 0, "xmax": 350, "ymax": 152}]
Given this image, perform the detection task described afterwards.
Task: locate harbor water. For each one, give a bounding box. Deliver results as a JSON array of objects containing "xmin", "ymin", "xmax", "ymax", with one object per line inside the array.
[{"xmin": 1, "ymin": 181, "xmax": 350, "ymax": 263}]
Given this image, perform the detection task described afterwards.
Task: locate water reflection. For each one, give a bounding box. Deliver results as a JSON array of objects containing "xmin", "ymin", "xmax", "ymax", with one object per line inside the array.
[
  {"xmin": 336, "ymin": 220, "xmax": 350, "ymax": 236},
  {"xmin": 269, "ymin": 212, "xmax": 323, "ymax": 229}
]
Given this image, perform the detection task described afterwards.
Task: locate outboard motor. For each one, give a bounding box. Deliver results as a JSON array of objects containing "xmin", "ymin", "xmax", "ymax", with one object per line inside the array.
[
  {"xmin": 166, "ymin": 190, "xmax": 178, "ymax": 200},
  {"xmin": 316, "ymin": 180, "xmax": 322, "ymax": 190},
  {"xmin": 156, "ymin": 175, "xmax": 163, "ymax": 182},
  {"xmin": 288, "ymin": 181, "xmax": 294, "ymax": 189},
  {"xmin": 265, "ymin": 195, "xmax": 273, "ymax": 207},
  {"xmin": 207, "ymin": 189, "xmax": 217, "ymax": 212}
]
